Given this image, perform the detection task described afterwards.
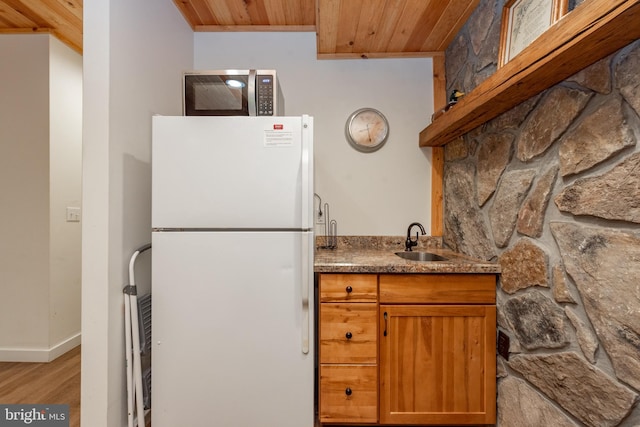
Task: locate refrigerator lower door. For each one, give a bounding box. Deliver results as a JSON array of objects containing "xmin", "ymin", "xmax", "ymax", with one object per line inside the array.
[{"xmin": 151, "ymin": 231, "xmax": 314, "ymax": 427}]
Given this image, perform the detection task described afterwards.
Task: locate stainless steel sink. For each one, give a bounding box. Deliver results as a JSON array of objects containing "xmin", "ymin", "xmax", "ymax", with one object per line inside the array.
[{"xmin": 394, "ymin": 251, "xmax": 448, "ymax": 262}]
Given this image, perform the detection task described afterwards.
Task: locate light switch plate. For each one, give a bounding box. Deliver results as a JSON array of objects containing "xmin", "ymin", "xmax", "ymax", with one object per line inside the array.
[{"xmin": 66, "ymin": 207, "xmax": 81, "ymax": 222}]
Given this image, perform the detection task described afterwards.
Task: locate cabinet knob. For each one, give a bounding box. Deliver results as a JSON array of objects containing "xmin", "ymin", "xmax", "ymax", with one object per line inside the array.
[
  {"xmin": 345, "ymin": 387, "xmax": 352, "ymax": 396},
  {"xmin": 345, "ymin": 332, "xmax": 352, "ymax": 339},
  {"xmin": 346, "ymin": 286, "xmax": 353, "ymax": 293}
]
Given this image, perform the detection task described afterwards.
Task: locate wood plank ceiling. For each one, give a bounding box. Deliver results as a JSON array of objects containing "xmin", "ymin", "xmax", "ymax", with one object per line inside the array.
[
  {"xmin": 0, "ymin": 0, "xmax": 479, "ymax": 58},
  {"xmin": 176, "ymin": 0, "xmax": 480, "ymax": 58},
  {"xmin": 0, "ymin": 0, "xmax": 83, "ymax": 53}
]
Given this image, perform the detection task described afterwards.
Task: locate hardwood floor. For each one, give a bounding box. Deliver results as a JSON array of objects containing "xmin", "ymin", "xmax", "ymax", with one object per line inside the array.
[{"xmin": 0, "ymin": 346, "xmax": 80, "ymax": 427}]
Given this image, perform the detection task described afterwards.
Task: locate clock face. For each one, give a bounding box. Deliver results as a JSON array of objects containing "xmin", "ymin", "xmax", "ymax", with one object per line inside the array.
[{"xmin": 346, "ymin": 108, "xmax": 389, "ymax": 152}]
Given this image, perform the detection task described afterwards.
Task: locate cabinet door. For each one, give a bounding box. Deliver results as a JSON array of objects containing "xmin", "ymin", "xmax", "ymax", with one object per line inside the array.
[{"xmin": 379, "ymin": 305, "xmax": 496, "ymax": 425}]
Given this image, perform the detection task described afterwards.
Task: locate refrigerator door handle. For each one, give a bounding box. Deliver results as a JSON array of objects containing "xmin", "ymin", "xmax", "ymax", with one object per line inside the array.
[
  {"xmin": 301, "ymin": 233, "xmax": 311, "ymax": 354},
  {"xmin": 301, "ymin": 115, "xmax": 312, "ymax": 230},
  {"xmin": 300, "ymin": 115, "xmax": 313, "ymax": 354}
]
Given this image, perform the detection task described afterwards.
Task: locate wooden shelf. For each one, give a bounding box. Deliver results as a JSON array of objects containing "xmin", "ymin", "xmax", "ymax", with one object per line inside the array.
[{"xmin": 419, "ymin": 0, "xmax": 640, "ymax": 147}]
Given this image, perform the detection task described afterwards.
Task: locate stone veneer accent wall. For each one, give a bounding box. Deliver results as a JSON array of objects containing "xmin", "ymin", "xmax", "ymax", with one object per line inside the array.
[{"xmin": 443, "ymin": 0, "xmax": 640, "ymax": 425}]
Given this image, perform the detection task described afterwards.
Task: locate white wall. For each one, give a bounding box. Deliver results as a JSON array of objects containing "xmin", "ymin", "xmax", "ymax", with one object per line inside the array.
[
  {"xmin": 49, "ymin": 35, "xmax": 83, "ymax": 356},
  {"xmin": 0, "ymin": 34, "xmax": 82, "ymax": 362},
  {"xmin": 0, "ymin": 34, "xmax": 50, "ymax": 357},
  {"xmin": 82, "ymin": 0, "xmax": 193, "ymax": 425},
  {"xmin": 194, "ymin": 32, "xmax": 435, "ymax": 235}
]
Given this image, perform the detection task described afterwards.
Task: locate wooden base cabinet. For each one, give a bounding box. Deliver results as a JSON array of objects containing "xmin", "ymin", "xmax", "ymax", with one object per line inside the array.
[{"xmin": 318, "ymin": 273, "xmax": 497, "ymax": 426}]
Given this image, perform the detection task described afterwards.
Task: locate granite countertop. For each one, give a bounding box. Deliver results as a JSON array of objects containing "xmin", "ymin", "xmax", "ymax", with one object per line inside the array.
[{"xmin": 314, "ymin": 236, "xmax": 500, "ymax": 274}]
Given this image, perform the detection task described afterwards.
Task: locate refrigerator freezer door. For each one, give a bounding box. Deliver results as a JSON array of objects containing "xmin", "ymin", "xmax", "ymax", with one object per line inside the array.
[
  {"xmin": 152, "ymin": 115, "xmax": 313, "ymax": 230},
  {"xmin": 151, "ymin": 231, "xmax": 315, "ymax": 427}
]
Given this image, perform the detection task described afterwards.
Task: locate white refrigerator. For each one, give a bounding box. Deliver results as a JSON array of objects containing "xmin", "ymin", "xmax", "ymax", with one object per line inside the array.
[{"xmin": 151, "ymin": 115, "xmax": 314, "ymax": 427}]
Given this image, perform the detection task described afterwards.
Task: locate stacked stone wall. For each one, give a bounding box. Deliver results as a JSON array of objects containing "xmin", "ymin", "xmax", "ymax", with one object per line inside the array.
[{"xmin": 443, "ymin": 0, "xmax": 640, "ymax": 425}]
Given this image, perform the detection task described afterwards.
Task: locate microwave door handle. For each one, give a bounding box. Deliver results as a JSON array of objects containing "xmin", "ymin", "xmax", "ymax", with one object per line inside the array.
[{"xmin": 248, "ymin": 69, "xmax": 257, "ymax": 116}]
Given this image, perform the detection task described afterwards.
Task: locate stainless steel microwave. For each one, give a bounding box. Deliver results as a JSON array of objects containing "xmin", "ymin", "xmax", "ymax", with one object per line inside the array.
[{"xmin": 183, "ymin": 70, "xmax": 284, "ymax": 116}]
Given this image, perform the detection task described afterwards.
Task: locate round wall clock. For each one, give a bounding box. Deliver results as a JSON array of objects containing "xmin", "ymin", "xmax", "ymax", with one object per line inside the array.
[{"xmin": 345, "ymin": 108, "xmax": 389, "ymax": 153}]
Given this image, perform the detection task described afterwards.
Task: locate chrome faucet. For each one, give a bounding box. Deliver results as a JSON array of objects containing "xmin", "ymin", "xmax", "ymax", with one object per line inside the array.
[{"xmin": 405, "ymin": 222, "xmax": 426, "ymax": 251}]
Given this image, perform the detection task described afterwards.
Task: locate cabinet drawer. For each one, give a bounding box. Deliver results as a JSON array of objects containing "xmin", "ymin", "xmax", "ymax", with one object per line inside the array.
[
  {"xmin": 320, "ymin": 303, "xmax": 377, "ymax": 364},
  {"xmin": 379, "ymin": 274, "xmax": 496, "ymax": 304},
  {"xmin": 319, "ymin": 365, "xmax": 378, "ymax": 424},
  {"xmin": 320, "ymin": 274, "xmax": 378, "ymax": 302}
]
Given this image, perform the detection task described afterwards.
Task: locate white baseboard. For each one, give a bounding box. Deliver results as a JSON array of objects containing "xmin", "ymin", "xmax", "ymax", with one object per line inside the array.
[
  {"xmin": 0, "ymin": 333, "xmax": 81, "ymax": 362},
  {"xmin": 48, "ymin": 333, "xmax": 82, "ymax": 361}
]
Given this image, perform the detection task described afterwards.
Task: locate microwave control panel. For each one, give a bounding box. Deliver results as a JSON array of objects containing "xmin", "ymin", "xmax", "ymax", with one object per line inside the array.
[{"xmin": 257, "ymin": 75, "xmax": 275, "ymax": 116}]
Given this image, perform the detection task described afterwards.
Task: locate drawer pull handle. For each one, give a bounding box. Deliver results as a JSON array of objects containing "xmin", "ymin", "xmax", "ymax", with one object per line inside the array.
[
  {"xmin": 345, "ymin": 332, "xmax": 352, "ymax": 339},
  {"xmin": 345, "ymin": 387, "xmax": 352, "ymax": 396},
  {"xmin": 346, "ymin": 285, "xmax": 353, "ymax": 293},
  {"xmin": 384, "ymin": 311, "xmax": 388, "ymax": 337}
]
